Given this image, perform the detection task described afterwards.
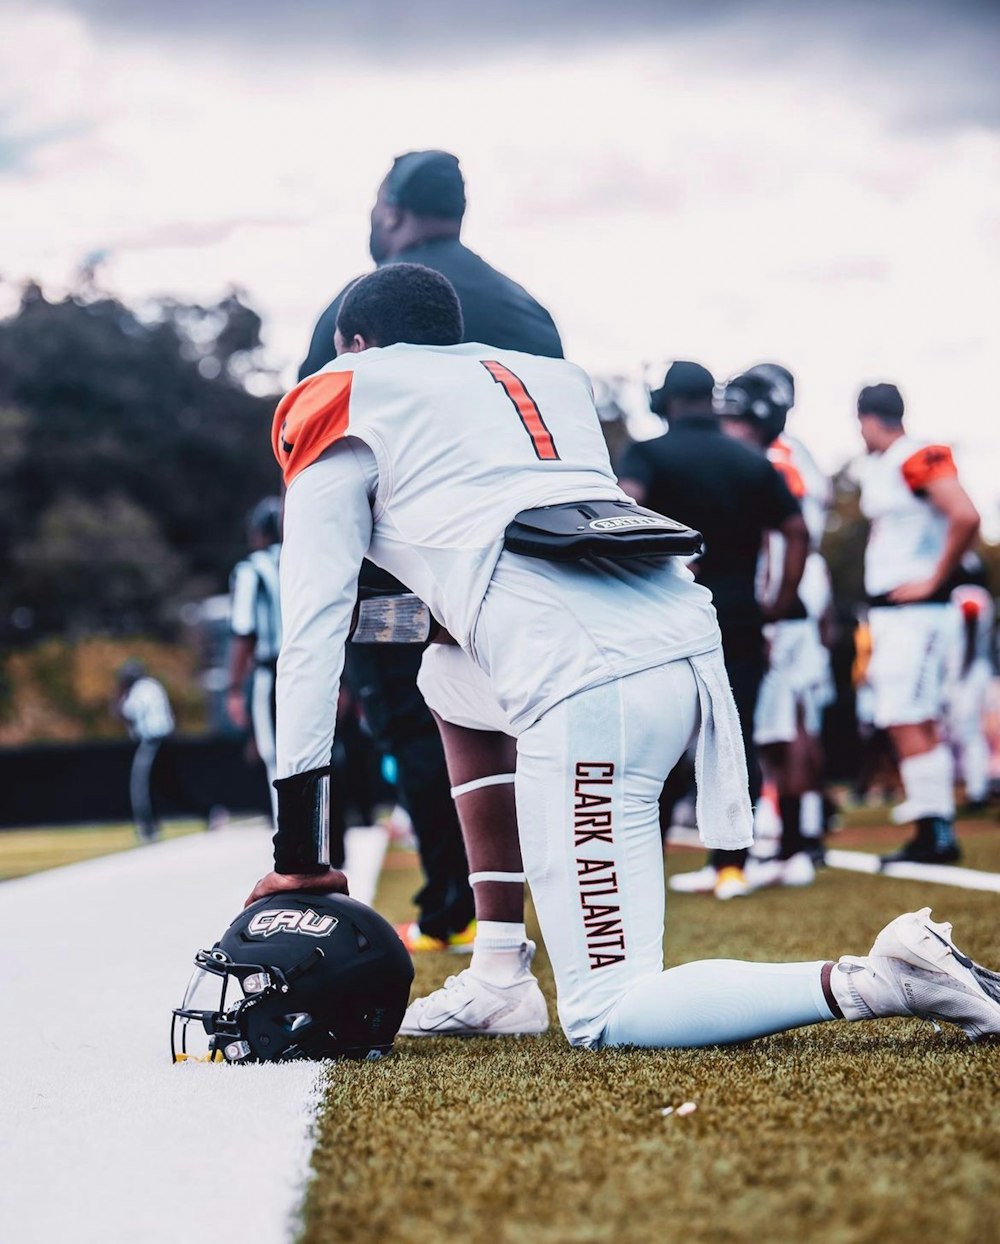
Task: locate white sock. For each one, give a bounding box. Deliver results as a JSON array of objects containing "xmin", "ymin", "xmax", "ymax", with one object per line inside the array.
[
  {"xmin": 470, "ymin": 921, "xmax": 530, "ymax": 985},
  {"xmin": 899, "ymin": 745, "xmax": 955, "ymax": 820},
  {"xmin": 601, "ymin": 960, "xmax": 833, "ymax": 1048},
  {"xmin": 962, "ymin": 735, "xmax": 989, "ymax": 802},
  {"xmin": 801, "ymin": 791, "xmax": 823, "ymax": 838}
]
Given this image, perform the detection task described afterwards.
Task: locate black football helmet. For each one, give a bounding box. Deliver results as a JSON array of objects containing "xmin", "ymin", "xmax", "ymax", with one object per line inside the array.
[
  {"xmin": 171, "ymin": 892, "xmax": 413, "ymax": 1064},
  {"xmin": 718, "ymin": 363, "xmax": 795, "ymax": 445}
]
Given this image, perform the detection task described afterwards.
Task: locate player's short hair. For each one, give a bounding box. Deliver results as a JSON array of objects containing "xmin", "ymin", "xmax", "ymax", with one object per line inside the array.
[
  {"xmin": 858, "ymin": 382, "xmax": 904, "ymax": 423},
  {"xmin": 337, "ymin": 264, "xmax": 464, "ymax": 348}
]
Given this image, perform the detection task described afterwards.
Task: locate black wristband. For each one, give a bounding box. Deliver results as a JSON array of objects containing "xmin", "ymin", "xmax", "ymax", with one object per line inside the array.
[{"xmin": 272, "ymin": 766, "xmax": 332, "ymax": 874}]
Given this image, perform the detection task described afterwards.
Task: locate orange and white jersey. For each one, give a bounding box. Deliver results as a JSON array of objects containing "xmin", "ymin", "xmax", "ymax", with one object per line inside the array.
[
  {"xmin": 860, "ymin": 434, "xmax": 959, "ymax": 598},
  {"xmin": 274, "ymin": 342, "xmax": 624, "ymax": 645},
  {"xmin": 768, "ymin": 434, "xmax": 830, "ymax": 549},
  {"xmin": 273, "ymin": 343, "xmax": 721, "ymax": 773},
  {"xmin": 758, "ymin": 435, "xmax": 831, "ymax": 613}
]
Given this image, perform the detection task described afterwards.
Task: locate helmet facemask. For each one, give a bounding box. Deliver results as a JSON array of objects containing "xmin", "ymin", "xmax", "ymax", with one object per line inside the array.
[{"xmin": 171, "ymin": 944, "xmax": 326, "ymax": 1064}]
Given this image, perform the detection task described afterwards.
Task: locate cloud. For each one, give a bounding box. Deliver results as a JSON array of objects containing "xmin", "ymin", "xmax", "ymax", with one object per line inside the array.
[
  {"xmin": 42, "ymin": 0, "xmax": 1000, "ymax": 128},
  {"xmin": 3, "ymin": 3, "xmax": 1000, "ymax": 529}
]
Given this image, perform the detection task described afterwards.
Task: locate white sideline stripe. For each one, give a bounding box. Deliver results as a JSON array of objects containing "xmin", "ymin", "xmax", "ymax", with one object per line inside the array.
[
  {"xmin": 668, "ymin": 825, "xmax": 1000, "ymax": 893},
  {"xmin": 0, "ymin": 824, "xmax": 324, "ymax": 1244},
  {"xmin": 826, "ymin": 848, "xmax": 1000, "ymax": 893}
]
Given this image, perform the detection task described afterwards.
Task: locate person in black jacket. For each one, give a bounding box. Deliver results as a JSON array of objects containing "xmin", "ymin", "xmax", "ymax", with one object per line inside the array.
[
  {"xmin": 619, "ymin": 361, "xmax": 808, "ymax": 900},
  {"xmin": 299, "ymin": 151, "xmax": 563, "ymax": 952},
  {"xmin": 300, "ymin": 150, "xmax": 561, "ymax": 379}
]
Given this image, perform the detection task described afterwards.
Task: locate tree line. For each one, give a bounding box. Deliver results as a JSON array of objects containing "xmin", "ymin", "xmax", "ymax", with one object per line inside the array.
[{"xmin": 0, "ymin": 282, "xmax": 283, "ymax": 641}]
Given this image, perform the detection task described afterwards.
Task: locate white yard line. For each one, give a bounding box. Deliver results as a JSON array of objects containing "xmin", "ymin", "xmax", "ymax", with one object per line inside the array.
[
  {"xmin": 0, "ymin": 824, "xmax": 325, "ymax": 1244},
  {"xmin": 825, "ymin": 848, "xmax": 1000, "ymax": 893},
  {"xmin": 668, "ymin": 825, "xmax": 1000, "ymax": 893}
]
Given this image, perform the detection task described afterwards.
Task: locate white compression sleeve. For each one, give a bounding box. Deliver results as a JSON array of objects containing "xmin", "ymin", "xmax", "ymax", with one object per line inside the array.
[
  {"xmin": 277, "ymin": 440, "xmax": 376, "ymax": 777},
  {"xmin": 601, "ymin": 960, "xmax": 834, "ymax": 1049}
]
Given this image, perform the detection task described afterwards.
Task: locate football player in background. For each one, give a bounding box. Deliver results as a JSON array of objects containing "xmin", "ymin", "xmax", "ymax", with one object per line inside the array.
[
  {"xmin": 619, "ymin": 362, "xmax": 809, "ymax": 900},
  {"xmin": 857, "ymin": 383, "xmax": 980, "ymax": 864},
  {"xmin": 226, "ymin": 497, "xmax": 283, "ymax": 828},
  {"xmin": 720, "ymin": 365, "xmax": 834, "ymax": 886},
  {"xmin": 246, "ymin": 265, "xmax": 1000, "ymax": 1051},
  {"xmin": 946, "ymin": 575, "xmax": 996, "ymax": 812}
]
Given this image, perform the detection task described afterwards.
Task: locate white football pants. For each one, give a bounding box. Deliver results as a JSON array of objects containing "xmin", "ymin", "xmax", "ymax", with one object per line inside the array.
[{"xmin": 515, "ymin": 660, "xmax": 833, "ymax": 1048}]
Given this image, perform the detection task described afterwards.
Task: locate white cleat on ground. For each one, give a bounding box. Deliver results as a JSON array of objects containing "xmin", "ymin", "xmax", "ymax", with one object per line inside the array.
[
  {"xmin": 668, "ymin": 866, "xmax": 719, "ymax": 895},
  {"xmin": 745, "ymin": 852, "xmax": 816, "ymax": 891},
  {"xmin": 398, "ymin": 942, "xmax": 549, "ymax": 1037},
  {"xmin": 669, "ymin": 865, "xmax": 750, "ymax": 899},
  {"xmin": 833, "ymin": 907, "xmax": 1000, "ymax": 1040}
]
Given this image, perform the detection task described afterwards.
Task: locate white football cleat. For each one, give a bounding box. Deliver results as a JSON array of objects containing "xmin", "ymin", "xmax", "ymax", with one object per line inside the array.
[
  {"xmin": 668, "ymin": 866, "xmax": 719, "ymax": 895},
  {"xmin": 746, "ymin": 852, "xmax": 815, "ymax": 890},
  {"xmin": 833, "ymin": 907, "xmax": 1000, "ymax": 1040},
  {"xmin": 398, "ymin": 943, "xmax": 549, "ymax": 1037}
]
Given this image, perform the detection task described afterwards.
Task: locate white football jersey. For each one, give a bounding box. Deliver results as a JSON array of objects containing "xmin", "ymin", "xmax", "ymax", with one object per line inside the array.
[
  {"xmin": 275, "ymin": 342, "xmax": 626, "ymax": 646},
  {"xmin": 273, "ymin": 343, "xmax": 721, "ymax": 772},
  {"xmin": 769, "ymin": 434, "xmax": 830, "ymax": 549},
  {"xmin": 859, "ymin": 434, "xmax": 959, "ymax": 598},
  {"xmin": 757, "ymin": 434, "xmax": 831, "ymax": 613}
]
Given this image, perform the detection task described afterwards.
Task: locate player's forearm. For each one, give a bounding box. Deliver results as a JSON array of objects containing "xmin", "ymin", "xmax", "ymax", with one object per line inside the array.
[
  {"xmin": 931, "ymin": 511, "xmax": 980, "ymax": 589},
  {"xmin": 226, "ymin": 634, "xmax": 255, "ymax": 693},
  {"xmin": 768, "ymin": 516, "xmax": 809, "ymax": 618}
]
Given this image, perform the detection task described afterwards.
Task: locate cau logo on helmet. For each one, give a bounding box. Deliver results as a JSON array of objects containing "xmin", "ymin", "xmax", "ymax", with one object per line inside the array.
[{"xmin": 247, "ymin": 909, "xmax": 339, "ymax": 938}]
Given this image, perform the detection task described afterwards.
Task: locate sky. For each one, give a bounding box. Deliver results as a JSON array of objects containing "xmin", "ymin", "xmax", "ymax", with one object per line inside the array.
[{"xmin": 2, "ymin": 0, "xmax": 999, "ymax": 525}]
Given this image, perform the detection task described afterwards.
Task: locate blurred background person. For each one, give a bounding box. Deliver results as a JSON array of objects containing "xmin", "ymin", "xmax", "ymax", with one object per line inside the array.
[
  {"xmin": 618, "ymin": 361, "xmax": 808, "ymax": 899},
  {"xmin": 946, "ymin": 573, "xmax": 996, "ymax": 812},
  {"xmin": 225, "ymin": 497, "xmax": 283, "ymax": 828},
  {"xmin": 299, "ymin": 151, "xmax": 562, "ymax": 953},
  {"xmin": 856, "ymin": 382, "xmax": 980, "ymax": 865},
  {"xmin": 114, "ymin": 660, "xmax": 222, "ymax": 841},
  {"xmin": 719, "ymin": 365, "xmax": 834, "ymax": 886}
]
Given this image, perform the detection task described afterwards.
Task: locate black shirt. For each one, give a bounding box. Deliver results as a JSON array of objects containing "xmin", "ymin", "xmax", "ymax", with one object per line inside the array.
[
  {"xmin": 619, "ymin": 417, "xmax": 801, "ymax": 636},
  {"xmin": 299, "ymin": 236, "xmax": 563, "ymax": 379}
]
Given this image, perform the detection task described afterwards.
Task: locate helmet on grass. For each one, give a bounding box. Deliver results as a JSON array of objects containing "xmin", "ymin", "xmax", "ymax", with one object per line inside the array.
[{"xmin": 172, "ymin": 892, "xmax": 413, "ymax": 1063}]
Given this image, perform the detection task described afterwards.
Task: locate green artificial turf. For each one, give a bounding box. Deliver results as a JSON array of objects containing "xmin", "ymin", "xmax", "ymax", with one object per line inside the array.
[{"xmin": 303, "ymin": 823, "xmax": 1000, "ymax": 1244}]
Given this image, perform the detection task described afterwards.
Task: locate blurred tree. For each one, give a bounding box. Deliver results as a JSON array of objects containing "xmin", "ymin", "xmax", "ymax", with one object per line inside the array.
[{"xmin": 0, "ymin": 282, "xmax": 282, "ymax": 638}]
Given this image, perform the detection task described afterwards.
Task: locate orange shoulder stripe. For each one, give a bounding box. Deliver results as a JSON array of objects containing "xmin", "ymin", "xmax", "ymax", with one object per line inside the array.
[
  {"xmin": 272, "ymin": 371, "xmax": 353, "ymax": 485},
  {"xmin": 901, "ymin": 444, "xmax": 957, "ymax": 493},
  {"xmin": 768, "ymin": 442, "xmax": 806, "ymax": 497}
]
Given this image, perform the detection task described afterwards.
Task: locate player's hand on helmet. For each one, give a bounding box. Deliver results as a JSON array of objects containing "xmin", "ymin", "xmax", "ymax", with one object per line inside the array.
[
  {"xmin": 244, "ymin": 868, "xmax": 350, "ymax": 908},
  {"xmin": 888, "ymin": 577, "xmax": 938, "ymax": 605}
]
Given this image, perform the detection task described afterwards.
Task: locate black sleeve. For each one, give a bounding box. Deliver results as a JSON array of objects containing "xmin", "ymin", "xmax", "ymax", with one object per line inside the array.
[
  {"xmin": 618, "ymin": 441, "xmax": 654, "ymax": 488},
  {"xmin": 758, "ymin": 459, "xmax": 803, "ymax": 529},
  {"xmin": 297, "ymin": 280, "xmax": 357, "ymax": 380}
]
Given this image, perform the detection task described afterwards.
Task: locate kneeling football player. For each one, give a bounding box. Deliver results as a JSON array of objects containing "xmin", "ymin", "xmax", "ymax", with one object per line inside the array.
[{"xmin": 247, "ymin": 264, "xmax": 1000, "ymax": 1050}]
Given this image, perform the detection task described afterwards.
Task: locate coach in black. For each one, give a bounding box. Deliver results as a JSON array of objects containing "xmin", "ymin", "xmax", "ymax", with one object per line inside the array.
[
  {"xmin": 300, "ymin": 151, "xmax": 563, "ymax": 951},
  {"xmin": 619, "ymin": 361, "xmax": 808, "ymax": 899}
]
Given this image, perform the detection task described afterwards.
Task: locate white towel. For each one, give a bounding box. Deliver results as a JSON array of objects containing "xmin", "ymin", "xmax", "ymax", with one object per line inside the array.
[{"xmin": 689, "ymin": 651, "xmax": 754, "ymax": 850}]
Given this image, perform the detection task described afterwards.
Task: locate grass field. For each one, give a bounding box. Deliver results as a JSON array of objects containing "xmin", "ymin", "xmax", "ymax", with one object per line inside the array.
[
  {"xmin": 0, "ymin": 820, "xmax": 202, "ymax": 879},
  {"xmin": 305, "ymin": 823, "xmax": 1000, "ymax": 1244}
]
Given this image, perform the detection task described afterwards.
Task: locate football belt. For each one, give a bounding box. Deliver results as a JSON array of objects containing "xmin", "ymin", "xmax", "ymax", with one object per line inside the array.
[{"xmin": 504, "ymin": 500, "xmax": 704, "ymax": 562}]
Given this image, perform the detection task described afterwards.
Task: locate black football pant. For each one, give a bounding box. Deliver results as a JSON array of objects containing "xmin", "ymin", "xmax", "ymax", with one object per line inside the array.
[{"xmin": 344, "ymin": 643, "xmax": 475, "ymax": 940}]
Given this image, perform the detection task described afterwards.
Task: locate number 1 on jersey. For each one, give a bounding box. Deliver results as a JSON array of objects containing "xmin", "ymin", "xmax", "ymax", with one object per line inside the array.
[{"xmin": 482, "ymin": 361, "xmax": 560, "ymax": 461}]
